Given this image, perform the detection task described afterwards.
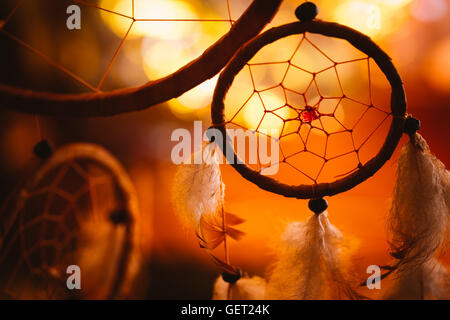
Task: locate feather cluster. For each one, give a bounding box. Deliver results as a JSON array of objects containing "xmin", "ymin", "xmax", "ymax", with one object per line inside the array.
[
  {"xmin": 385, "ymin": 258, "xmax": 450, "ymax": 299},
  {"xmin": 266, "ymin": 212, "xmax": 362, "ymax": 300},
  {"xmin": 386, "ymin": 133, "xmax": 450, "ymax": 299},
  {"xmin": 172, "ymin": 141, "xmax": 245, "ymax": 274}
]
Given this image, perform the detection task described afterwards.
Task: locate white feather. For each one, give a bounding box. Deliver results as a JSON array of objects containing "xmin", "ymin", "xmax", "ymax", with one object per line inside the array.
[
  {"xmin": 265, "ymin": 212, "xmax": 361, "ymax": 300},
  {"xmin": 388, "ymin": 133, "xmax": 449, "ymax": 272},
  {"xmin": 172, "ymin": 143, "xmax": 224, "ymax": 229}
]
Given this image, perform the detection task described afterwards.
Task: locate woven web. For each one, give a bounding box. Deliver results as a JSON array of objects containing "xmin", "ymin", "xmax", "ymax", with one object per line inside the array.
[
  {"xmin": 0, "ymin": 0, "xmax": 236, "ymax": 92},
  {"xmin": 0, "ymin": 157, "xmax": 129, "ymax": 299},
  {"xmin": 224, "ymin": 33, "xmax": 393, "ymax": 185}
]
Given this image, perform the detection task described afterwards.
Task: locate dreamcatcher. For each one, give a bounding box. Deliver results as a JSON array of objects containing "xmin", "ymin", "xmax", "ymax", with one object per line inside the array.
[
  {"xmin": 0, "ymin": 0, "xmax": 283, "ymax": 300},
  {"xmin": 175, "ymin": 2, "xmax": 449, "ymax": 300},
  {"xmin": 0, "ymin": 0, "xmax": 448, "ymax": 301},
  {"xmin": 0, "ymin": 142, "xmax": 140, "ymax": 299}
]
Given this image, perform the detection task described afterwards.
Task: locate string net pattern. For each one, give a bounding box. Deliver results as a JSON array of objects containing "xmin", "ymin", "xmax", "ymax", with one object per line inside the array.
[
  {"xmin": 0, "ymin": 0, "xmax": 236, "ymax": 92},
  {"xmin": 0, "ymin": 157, "xmax": 131, "ymax": 299},
  {"xmin": 224, "ymin": 33, "xmax": 393, "ymax": 185}
]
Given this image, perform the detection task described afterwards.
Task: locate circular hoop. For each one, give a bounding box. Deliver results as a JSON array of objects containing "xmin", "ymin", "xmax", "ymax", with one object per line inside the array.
[
  {"xmin": 0, "ymin": 0, "xmax": 281, "ymax": 117},
  {"xmin": 211, "ymin": 20, "xmax": 406, "ymax": 199}
]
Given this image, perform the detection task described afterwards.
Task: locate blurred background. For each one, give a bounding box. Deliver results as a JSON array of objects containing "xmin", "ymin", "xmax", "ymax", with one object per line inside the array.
[{"xmin": 0, "ymin": 0, "xmax": 449, "ymax": 299}]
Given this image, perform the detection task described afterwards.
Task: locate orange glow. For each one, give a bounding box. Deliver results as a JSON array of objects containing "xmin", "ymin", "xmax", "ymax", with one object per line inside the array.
[
  {"xmin": 424, "ymin": 36, "xmax": 450, "ymax": 93},
  {"xmin": 334, "ymin": 2, "xmax": 382, "ymax": 37},
  {"xmin": 0, "ymin": 0, "xmax": 449, "ymax": 300},
  {"xmin": 333, "ymin": 0, "xmax": 410, "ymax": 39},
  {"xmin": 1, "ymin": 116, "xmax": 39, "ymax": 171},
  {"xmin": 169, "ymin": 76, "xmax": 219, "ymax": 116},
  {"xmin": 410, "ymin": 0, "xmax": 448, "ymax": 22},
  {"xmin": 99, "ymin": 0, "xmax": 135, "ymax": 38},
  {"xmin": 100, "ymin": 0, "xmax": 200, "ymax": 40},
  {"xmin": 141, "ymin": 41, "xmax": 194, "ymax": 79},
  {"xmin": 242, "ymin": 93, "xmax": 289, "ymax": 137},
  {"xmin": 377, "ymin": 0, "xmax": 412, "ymax": 8}
]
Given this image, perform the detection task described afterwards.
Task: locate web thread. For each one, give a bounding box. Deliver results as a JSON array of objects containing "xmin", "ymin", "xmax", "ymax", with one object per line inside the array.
[
  {"xmin": 0, "ymin": 0, "xmax": 235, "ymax": 93},
  {"xmin": 224, "ymin": 33, "xmax": 393, "ymax": 185}
]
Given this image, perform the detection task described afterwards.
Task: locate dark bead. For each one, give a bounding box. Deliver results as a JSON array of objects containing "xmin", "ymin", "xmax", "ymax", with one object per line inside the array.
[
  {"xmin": 206, "ymin": 126, "xmax": 217, "ymax": 143},
  {"xmin": 109, "ymin": 209, "xmax": 130, "ymax": 225},
  {"xmin": 295, "ymin": 2, "xmax": 318, "ymax": 21},
  {"xmin": 222, "ymin": 268, "xmax": 242, "ymax": 284},
  {"xmin": 308, "ymin": 198, "xmax": 328, "ymax": 214},
  {"xmin": 403, "ymin": 116, "xmax": 420, "ymax": 135},
  {"xmin": 33, "ymin": 139, "xmax": 53, "ymax": 159}
]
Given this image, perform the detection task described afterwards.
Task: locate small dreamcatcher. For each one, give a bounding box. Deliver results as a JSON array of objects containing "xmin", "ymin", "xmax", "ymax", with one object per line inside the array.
[
  {"xmin": 0, "ymin": 142, "xmax": 140, "ymax": 299},
  {"xmin": 174, "ymin": 2, "xmax": 449, "ymax": 300}
]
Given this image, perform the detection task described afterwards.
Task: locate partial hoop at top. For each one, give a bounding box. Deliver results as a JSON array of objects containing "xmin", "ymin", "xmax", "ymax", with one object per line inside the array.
[
  {"xmin": 211, "ymin": 20, "xmax": 406, "ymax": 199},
  {"xmin": 0, "ymin": 0, "xmax": 281, "ymax": 117}
]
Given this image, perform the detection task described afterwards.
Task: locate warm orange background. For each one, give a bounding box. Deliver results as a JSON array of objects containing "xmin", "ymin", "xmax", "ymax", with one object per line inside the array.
[{"xmin": 0, "ymin": 0, "xmax": 449, "ymax": 298}]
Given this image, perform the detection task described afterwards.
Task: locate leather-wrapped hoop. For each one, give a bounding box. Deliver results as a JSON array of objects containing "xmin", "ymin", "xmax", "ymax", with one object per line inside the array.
[{"xmin": 211, "ymin": 20, "xmax": 406, "ymax": 199}]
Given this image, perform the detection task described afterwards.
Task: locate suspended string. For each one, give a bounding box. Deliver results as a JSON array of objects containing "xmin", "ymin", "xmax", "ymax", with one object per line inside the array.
[
  {"xmin": 34, "ymin": 114, "xmax": 42, "ymax": 142},
  {"xmin": 225, "ymin": 33, "xmax": 392, "ymax": 184},
  {"xmin": 223, "ymin": 3, "xmax": 233, "ymax": 300},
  {"xmin": 206, "ymin": 2, "xmax": 249, "ymax": 299},
  {"xmin": 0, "ymin": 0, "xmax": 24, "ymax": 28},
  {"xmin": 0, "ymin": 0, "xmax": 236, "ymax": 93}
]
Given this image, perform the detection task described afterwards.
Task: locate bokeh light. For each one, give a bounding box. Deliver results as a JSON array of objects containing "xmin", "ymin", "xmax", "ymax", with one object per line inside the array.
[
  {"xmin": 332, "ymin": 0, "xmax": 411, "ymax": 39},
  {"xmin": 410, "ymin": 0, "xmax": 448, "ymax": 22},
  {"xmin": 424, "ymin": 36, "xmax": 450, "ymax": 93},
  {"xmin": 242, "ymin": 93, "xmax": 289, "ymax": 137},
  {"xmin": 100, "ymin": 0, "xmax": 201, "ymax": 40},
  {"xmin": 168, "ymin": 75, "xmax": 219, "ymax": 116}
]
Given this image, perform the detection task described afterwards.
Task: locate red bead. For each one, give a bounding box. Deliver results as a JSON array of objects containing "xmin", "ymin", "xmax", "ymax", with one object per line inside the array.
[{"xmin": 301, "ymin": 107, "xmax": 319, "ymax": 123}]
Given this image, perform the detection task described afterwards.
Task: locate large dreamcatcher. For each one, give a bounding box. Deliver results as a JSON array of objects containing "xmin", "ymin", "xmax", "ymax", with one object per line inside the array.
[{"xmin": 175, "ymin": 2, "xmax": 450, "ymax": 300}]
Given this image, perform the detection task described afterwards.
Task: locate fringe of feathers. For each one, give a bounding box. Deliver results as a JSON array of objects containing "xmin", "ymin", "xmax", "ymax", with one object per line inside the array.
[
  {"xmin": 266, "ymin": 212, "xmax": 363, "ymax": 300},
  {"xmin": 386, "ymin": 132, "xmax": 450, "ymax": 299}
]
